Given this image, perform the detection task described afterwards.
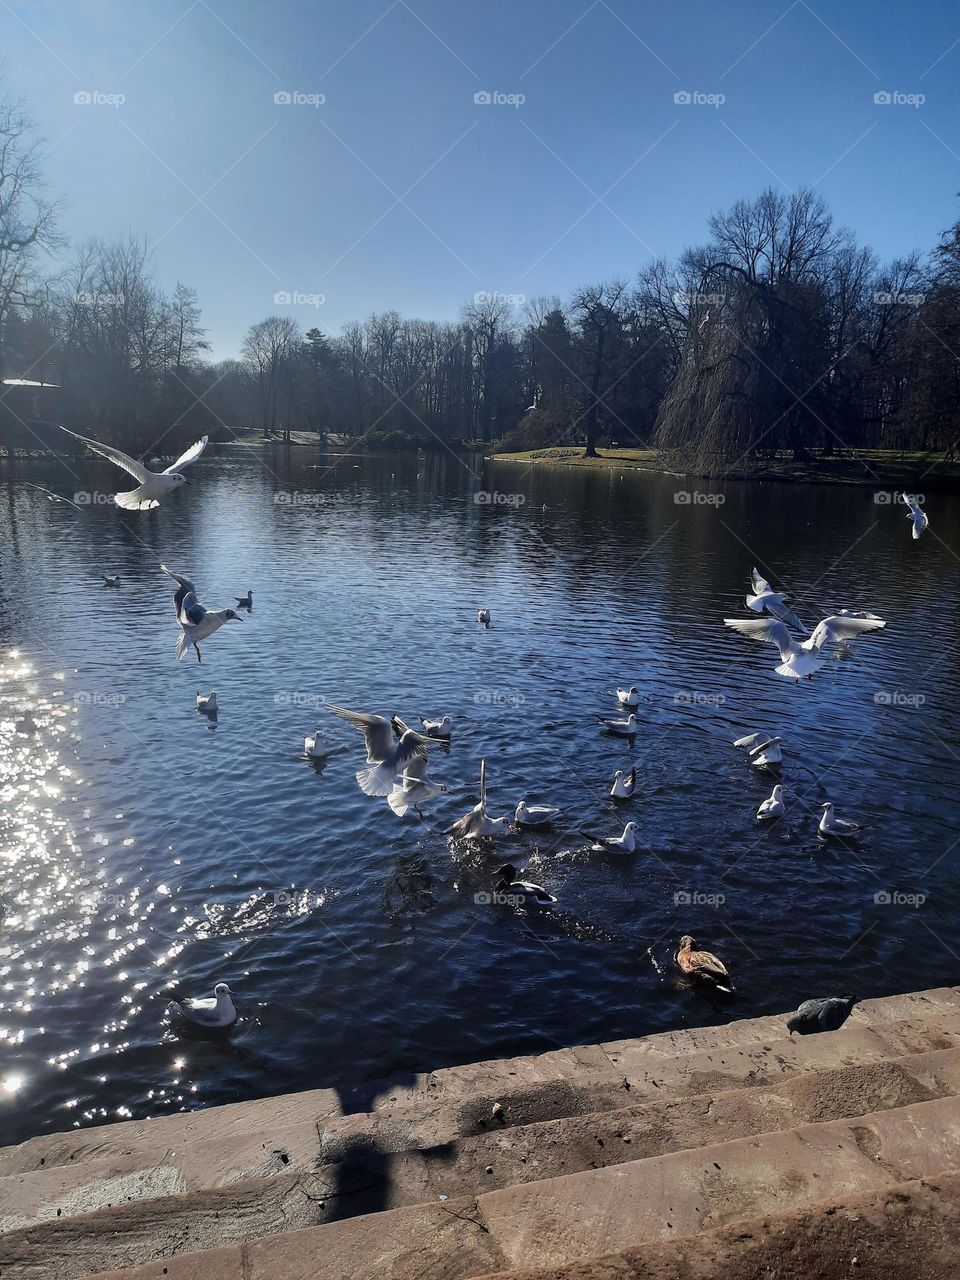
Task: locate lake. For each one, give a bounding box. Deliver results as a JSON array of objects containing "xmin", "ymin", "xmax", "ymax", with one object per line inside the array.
[{"xmin": 1, "ymin": 444, "xmax": 958, "ymax": 1145}]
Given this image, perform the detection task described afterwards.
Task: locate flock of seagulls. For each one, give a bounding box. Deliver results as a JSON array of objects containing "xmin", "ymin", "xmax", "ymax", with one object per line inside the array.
[{"xmin": 43, "ymin": 430, "xmax": 934, "ymax": 1030}]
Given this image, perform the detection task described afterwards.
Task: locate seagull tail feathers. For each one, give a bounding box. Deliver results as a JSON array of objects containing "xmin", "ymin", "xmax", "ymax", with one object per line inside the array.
[
  {"xmin": 115, "ymin": 489, "xmax": 159, "ymax": 511},
  {"xmin": 175, "ymin": 631, "xmax": 190, "ymax": 661},
  {"xmin": 356, "ymin": 763, "xmax": 396, "ymax": 797}
]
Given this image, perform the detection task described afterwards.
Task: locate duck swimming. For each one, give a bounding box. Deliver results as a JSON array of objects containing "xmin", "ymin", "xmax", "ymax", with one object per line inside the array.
[{"xmin": 675, "ymin": 935, "xmax": 734, "ymax": 994}]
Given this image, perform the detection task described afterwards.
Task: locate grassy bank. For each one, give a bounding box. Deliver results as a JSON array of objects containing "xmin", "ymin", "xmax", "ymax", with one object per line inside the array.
[{"xmin": 491, "ymin": 446, "xmax": 960, "ymax": 489}]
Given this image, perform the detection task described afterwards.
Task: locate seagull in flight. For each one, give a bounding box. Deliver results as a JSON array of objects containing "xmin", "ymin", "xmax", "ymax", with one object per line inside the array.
[
  {"xmin": 902, "ymin": 493, "xmax": 928, "ymax": 540},
  {"xmin": 724, "ymin": 614, "xmax": 885, "ymax": 680},
  {"xmin": 387, "ymin": 751, "xmax": 447, "ymax": 817},
  {"xmin": 60, "ymin": 427, "xmax": 208, "ymax": 510},
  {"xmin": 448, "ymin": 757, "xmax": 513, "ymax": 838},
  {"xmin": 161, "ymin": 565, "xmax": 243, "ymax": 663},
  {"xmin": 745, "ymin": 567, "xmax": 809, "ymax": 633},
  {"xmin": 326, "ymin": 706, "xmax": 432, "ymax": 797}
]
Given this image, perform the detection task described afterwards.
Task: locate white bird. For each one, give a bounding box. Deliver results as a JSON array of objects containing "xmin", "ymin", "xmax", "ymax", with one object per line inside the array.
[
  {"xmin": 749, "ymin": 736, "xmax": 783, "ymax": 768},
  {"xmin": 235, "ymin": 590, "xmax": 253, "ymax": 611},
  {"xmin": 588, "ymin": 821, "xmax": 639, "ymax": 853},
  {"xmin": 902, "ymin": 493, "xmax": 928, "ymax": 540},
  {"xmin": 746, "ymin": 567, "xmax": 809, "ymax": 633},
  {"xmin": 304, "ymin": 727, "xmax": 325, "ymax": 758},
  {"xmin": 196, "ymin": 690, "xmax": 218, "ymax": 713},
  {"xmin": 818, "ymin": 801, "xmax": 864, "ymax": 838},
  {"xmin": 494, "ymin": 863, "xmax": 556, "ymax": 906},
  {"xmin": 418, "ymin": 714, "xmax": 451, "ymax": 740},
  {"xmin": 610, "ymin": 766, "xmax": 637, "ymax": 799},
  {"xmin": 599, "ymin": 712, "xmax": 638, "ymax": 736},
  {"xmin": 161, "ymin": 565, "xmax": 243, "ymax": 663},
  {"xmin": 477, "ymin": 609, "xmax": 491, "ymax": 627},
  {"xmin": 724, "ymin": 614, "xmax": 885, "ymax": 680},
  {"xmin": 614, "ymin": 686, "xmax": 641, "ymax": 707},
  {"xmin": 326, "ymin": 706, "xmax": 432, "ymax": 797},
  {"xmin": 388, "ymin": 752, "xmax": 447, "ymax": 817},
  {"xmin": 103, "ymin": 575, "xmax": 121, "ymax": 588},
  {"xmin": 757, "ymin": 784, "xmax": 785, "ymax": 820},
  {"xmin": 168, "ymin": 982, "xmax": 237, "ymax": 1029},
  {"xmin": 449, "ymin": 758, "xmax": 513, "ymax": 838},
  {"xmin": 60, "ymin": 427, "xmax": 208, "ymax": 510},
  {"xmin": 515, "ymin": 799, "xmax": 562, "ymax": 828},
  {"xmin": 733, "ymin": 731, "xmax": 770, "ymax": 751}
]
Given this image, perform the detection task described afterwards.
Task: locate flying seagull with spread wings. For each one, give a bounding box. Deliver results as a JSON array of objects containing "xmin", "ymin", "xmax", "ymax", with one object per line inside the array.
[
  {"xmin": 724, "ymin": 614, "xmax": 886, "ymax": 680},
  {"xmin": 161, "ymin": 565, "xmax": 243, "ymax": 663},
  {"xmin": 60, "ymin": 427, "xmax": 208, "ymax": 510}
]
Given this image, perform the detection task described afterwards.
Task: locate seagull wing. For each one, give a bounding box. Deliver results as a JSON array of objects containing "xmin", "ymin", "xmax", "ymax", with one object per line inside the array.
[
  {"xmin": 162, "ymin": 435, "xmax": 208, "ymax": 475},
  {"xmin": 747, "ymin": 737, "xmax": 778, "ymax": 759},
  {"xmin": 751, "ymin": 567, "xmax": 772, "ymax": 595},
  {"xmin": 160, "ymin": 564, "xmax": 197, "ymax": 593},
  {"xmin": 60, "ymin": 426, "xmax": 150, "ymax": 483},
  {"xmin": 902, "ymin": 493, "xmax": 922, "ymax": 517},
  {"xmin": 177, "ymin": 590, "xmax": 207, "ymax": 627},
  {"xmin": 732, "ymin": 732, "xmax": 764, "ymax": 749},
  {"xmin": 765, "ymin": 597, "xmax": 810, "ymax": 634},
  {"xmin": 479, "ymin": 757, "xmax": 488, "ymax": 808},
  {"xmin": 326, "ymin": 705, "xmax": 394, "ymax": 762},
  {"xmin": 724, "ymin": 617, "xmax": 796, "ymax": 662},
  {"xmin": 395, "ymin": 729, "xmax": 429, "ymax": 772},
  {"xmin": 808, "ymin": 615, "xmax": 886, "ymax": 651}
]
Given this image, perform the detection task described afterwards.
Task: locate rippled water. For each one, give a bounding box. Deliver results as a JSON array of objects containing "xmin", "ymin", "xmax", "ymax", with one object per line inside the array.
[{"xmin": 1, "ymin": 445, "xmax": 959, "ymax": 1145}]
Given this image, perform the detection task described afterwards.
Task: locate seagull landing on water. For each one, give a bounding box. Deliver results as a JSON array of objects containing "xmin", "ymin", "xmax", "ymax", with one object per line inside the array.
[
  {"xmin": 60, "ymin": 427, "xmax": 208, "ymax": 510},
  {"xmin": 196, "ymin": 690, "xmax": 218, "ymax": 714},
  {"xmin": 757, "ymin": 784, "xmax": 785, "ymax": 820},
  {"xmin": 168, "ymin": 982, "xmax": 237, "ymax": 1029},
  {"xmin": 235, "ymin": 590, "xmax": 253, "ymax": 611},
  {"xmin": 448, "ymin": 758, "xmax": 513, "ymax": 839},
  {"xmin": 787, "ymin": 995, "xmax": 858, "ymax": 1035},
  {"xmin": 388, "ymin": 752, "xmax": 447, "ymax": 817},
  {"xmin": 749, "ymin": 736, "xmax": 783, "ymax": 769},
  {"xmin": 103, "ymin": 575, "xmax": 121, "ymax": 588},
  {"xmin": 161, "ymin": 566, "xmax": 243, "ymax": 663},
  {"xmin": 599, "ymin": 712, "xmax": 638, "ymax": 737},
  {"xmin": 515, "ymin": 799, "xmax": 563, "ymax": 828},
  {"xmin": 610, "ymin": 766, "xmax": 636, "ymax": 799},
  {"xmin": 614, "ymin": 686, "xmax": 641, "ymax": 707},
  {"xmin": 724, "ymin": 614, "xmax": 886, "ymax": 680},
  {"xmin": 902, "ymin": 493, "xmax": 929, "ymax": 540},
  {"xmin": 418, "ymin": 714, "xmax": 451, "ymax": 740},
  {"xmin": 325, "ymin": 706, "xmax": 433, "ymax": 797},
  {"xmin": 818, "ymin": 801, "xmax": 865, "ymax": 838},
  {"xmin": 746, "ymin": 568, "xmax": 809, "ymax": 633}
]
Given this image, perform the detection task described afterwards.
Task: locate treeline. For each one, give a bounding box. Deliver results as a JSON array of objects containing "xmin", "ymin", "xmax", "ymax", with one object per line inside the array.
[{"xmin": 1, "ymin": 78, "xmax": 959, "ymax": 468}]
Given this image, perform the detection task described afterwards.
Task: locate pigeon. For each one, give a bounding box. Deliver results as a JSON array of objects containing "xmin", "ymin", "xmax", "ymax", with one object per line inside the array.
[
  {"xmin": 196, "ymin": 690, "xmax": 218, "ymax": 713},
  {"xmin": 61, "ymin": 427, "xmax": 208, "ymax": 510},
  {"xmin": 675, "ymin": 935, "xmax": 734, "ymax": 993},
  {"xmin": 326, "ymin": 706, "xmax": 432, "ymax": 797},
  {"xmin": 724, "ymin": 615, "xmax": 885, "ymax": 680},
  {"xmin": 448, "ymin": 758, "xmax": 513, "ymax": 838},
  {"xmin": 161, "ymin": 565, "xmax": 243, "ymax": 663},
  {"xmin": 818, "ymin": 801, "xmax": 864, "ymax": 838},
  {"xmin": 494, "ymin": 864, "xmax": 556, "ymax": 906},
  {"xmin": 902, "ymin": 493, "xmax": 928, "ymax": 540},
  {"xmin": 168, "ymin": 982, "xmax": 237, "ymax": 1029},
  {"xmin": 418, "ymin": 715, "xmax": 452, "ymax": 740},
  {"xmin": 757, "ymin": 784, "xmax": 785, "ymax": 820},
  {"xmin": 610, "ymin": 766, "xmax": 637, "ymax": 799},
  {"xmin": 787, "ymin": 995, "xmax": 858, "ymax": 1035}
]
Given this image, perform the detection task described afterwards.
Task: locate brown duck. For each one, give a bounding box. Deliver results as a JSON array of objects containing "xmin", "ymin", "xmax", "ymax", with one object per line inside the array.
[{"xmin": 675, "ymin": 935, "xmax": 734, "ymax": 993}]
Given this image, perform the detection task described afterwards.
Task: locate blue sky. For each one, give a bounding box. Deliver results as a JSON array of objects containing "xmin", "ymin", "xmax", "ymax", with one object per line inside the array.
[{"xmin": 5, "ymin": 0, "xmax": 960, "ymax": 358}]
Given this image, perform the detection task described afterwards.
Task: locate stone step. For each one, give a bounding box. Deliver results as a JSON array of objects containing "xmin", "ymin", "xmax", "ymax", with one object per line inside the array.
[
  {"xmin": 74, "ymin": 1095, "xmax": 960, "ymax": 1280},
  {"xmin": 470, "ymin": 1172, "xmax": 960, "ymax": 1280},
  {"xmin": 3, "ymin": 984, "xmax": 959, "ymax": 1187},
  {"xmin": 4, "ymin": 1045, "xmax": 960, "ymax": 1280}
]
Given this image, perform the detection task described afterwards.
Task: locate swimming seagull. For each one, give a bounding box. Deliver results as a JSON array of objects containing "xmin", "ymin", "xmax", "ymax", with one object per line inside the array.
[
  {"xmin": 514, "ymin": 799, "xmax": 563, "ymax": 828},
  {"xmin": 168, "ymin": 982, "xmax": 237, "ymax": 1029},
  {"xmin": 787, "ymin": 995, "xmax": 859, "ymax": 1035},
  {"xmin": 675, "ymin": 935, "xmax": 734, "ymax": 993},
  {"xmin": 448, "ymin": 758, "xmax": 513, "ymax": 838},
  {"xmin": 599, "ymin": 712, "xmax": 638, "ymax": 737},
  {"xmin": 60, "ymin": 427, "xmax": 208, "ymax": 510},
  {"xmin": 325, "ymin": 706, "xmax": 432, "ymax": 797},
  {"xmin": 586, "ymin": 821, "xmax": 639, "ymax": 853},
  {"xmin": 902, "ymin": 493, "xmax": 928, "ymax": 540},
  {"xmin": 746, "ymin": 568, "xmax": 809, "ymax": 633},
  {"xmin": 614, "ymin": 686, "xmax": 641, "ymax": 707},
  {"xmin": 196, "ymin": 690, "xmax": 218, "ymax": 714},
  {"xmin": 749, "ymin": 736, "xmax": 783, "ymax": 769},
  {"xmin": 757, "ymin": 784, "xmax": 785, "ymax": 820},
  {"xmin": 304, "ymin": 727, "xmax": 325, "ymax": 758},
  {"xmin": 477, "ymin": 609, "xmax": 491, "ymax": 628},
  {"xmin": 818, "ymin": 801, "xmax": 864, "ymax": 838},
  {"xmin": 610, "ymin": 766, "xmax": 636, "ymax": 799},
  {"xmin": 388, "ymin": 752, "xmax": 447, "ymax": 817},
  {"xmin": 103, "ymin": 575, "xmax": 121, "ymax": 588},
  {"xmin": 161, "ymin": 566, "xmax": 243, "ymax": 663},
  {"xmin": 723, "ymin": 615, "xmax": 886, "ymax": 680},
  {"xmin": 418, "ymin": 714, "xmax": 452, "ymax": 740},
  {"xmin": 235, "ymin": 590, "xmax": 253, "ymax": 611},
  {"xmin": 494, "ymin": 864, "xmax": 556, "ymax": 906}
]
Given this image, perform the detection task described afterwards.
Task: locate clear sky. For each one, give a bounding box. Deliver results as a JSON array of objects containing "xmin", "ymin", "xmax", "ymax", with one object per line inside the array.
[{"xmin": 4, "ymin": 0, "xmax": 960, "ymax": 358}]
